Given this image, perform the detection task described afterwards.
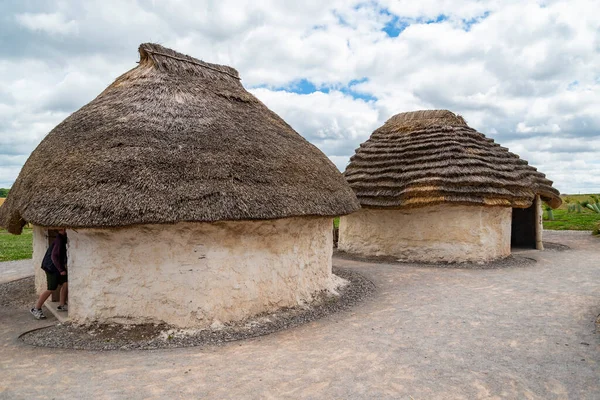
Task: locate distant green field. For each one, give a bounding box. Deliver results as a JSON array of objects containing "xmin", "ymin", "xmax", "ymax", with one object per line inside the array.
[
  {"xmin": 544, "ymin": 193, "xmax": 600, "ymax": 231},
  {"xmin": 543, "ymin": 209, "xmax": 600, "ymax": 231},
  {"xmin": 558, "ymin": 194, "xmax": 599, "ymax": 209},
  {"xmin": 0, "ymin": 227, "xmax": 33, "ymax": 262}
]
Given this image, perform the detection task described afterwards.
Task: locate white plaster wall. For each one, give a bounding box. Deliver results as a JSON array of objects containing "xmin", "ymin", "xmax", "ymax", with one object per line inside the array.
[
  {"xmin": 33, "ymin": 225, "xmax": 48, "ymax": 294},
  {"xmin": 67, "ymin": 217, "xmax": 339, "ymax": 327},
  {"xmin": 339, "ymin": 205, "xmax": 512, "ymax": 263}
]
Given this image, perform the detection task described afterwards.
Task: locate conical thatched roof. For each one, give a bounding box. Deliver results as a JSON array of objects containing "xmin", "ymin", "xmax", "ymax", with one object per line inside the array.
[
  {"xmin": 0, "ymin": 43, "xmax": 359, "ymax": 234},
  {"xmin": 344, "ymin": 110, "xmax": 561, "ymax": 210}
]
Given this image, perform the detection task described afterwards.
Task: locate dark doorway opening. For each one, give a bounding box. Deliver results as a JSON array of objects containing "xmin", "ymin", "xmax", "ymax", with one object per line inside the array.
[
  {"xmin": 46, "ymin": 229, "xmax": 62, "ymax": 302},
  {"xmin": 47, "ymin": 229, "xmax": 59, "ymax": 247},
  {"xmin": 511, "ymin": 205, "xmax": 537, "ymax": 249}
]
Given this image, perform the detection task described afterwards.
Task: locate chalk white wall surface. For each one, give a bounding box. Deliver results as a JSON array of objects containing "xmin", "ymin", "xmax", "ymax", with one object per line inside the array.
[
  {"xmin": 33, "ymin": 225, "xmax": 48, "ymax": 293},
  {"xmin": 61, "ymin": 217, "xmax": 338, "ymax": 327},
  {"xmin": 339, "ymin": 205, "xmax": 512, "ymax": 263}
]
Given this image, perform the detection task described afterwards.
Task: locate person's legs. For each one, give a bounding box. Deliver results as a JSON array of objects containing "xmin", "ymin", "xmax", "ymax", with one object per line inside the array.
[
  {"xmin": 59, "ymin": 282, "xmax": 68, "ymax": 307},
  {"xmin": 31, "ymin": 271, "xmax": 59, "ymax": 319},
  {"xmin": 34, "ymin": 290, "xmax": 53, "ymax": 309},
  {"xmin": 30, "ymin": 289, "xmax": 52, "ymax": 319}
]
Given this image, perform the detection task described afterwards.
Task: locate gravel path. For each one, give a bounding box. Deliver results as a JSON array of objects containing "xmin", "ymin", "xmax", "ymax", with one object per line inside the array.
[
  {"xmin": 1, "ymin": 230, "xmax": 598, "ymax": 399},
  {"xmin": 0, "ymin": 276, "xmax": 35, "ymax": 308}
]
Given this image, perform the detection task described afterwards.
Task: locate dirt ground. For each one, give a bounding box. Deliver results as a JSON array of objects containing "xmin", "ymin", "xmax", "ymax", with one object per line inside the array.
[{"xmin": 0, "ymin": 230, "xmax": 598, "ymax": 399}]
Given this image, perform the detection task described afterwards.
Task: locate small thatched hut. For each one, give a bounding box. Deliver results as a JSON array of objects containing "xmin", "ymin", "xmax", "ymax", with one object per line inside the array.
[
  {"xmin": 0, "ymin": 43, "xmax": 359, "ymax": 327},
  {"xmin": 339, "ymin": 110, "xmax": 561, "ymax": 263}
]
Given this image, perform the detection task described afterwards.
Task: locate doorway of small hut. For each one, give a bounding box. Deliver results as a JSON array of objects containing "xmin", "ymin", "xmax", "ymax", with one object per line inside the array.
[
  {"xmin": 511, "ymin": 203, "xmax": 539, "ymax": 250},
  {"xmin": 46, "ymin": 229, "xmax": 64, "ymax": 302}
]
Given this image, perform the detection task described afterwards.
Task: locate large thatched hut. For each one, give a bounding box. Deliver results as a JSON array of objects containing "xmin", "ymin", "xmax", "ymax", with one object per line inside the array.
[
  {"xmin": 339, "ymin": 110, "xmax": 561, "ymax": 263},
  {"xmin": 0, "ymin": 43, "xmax": 359, "ymax": 327}
]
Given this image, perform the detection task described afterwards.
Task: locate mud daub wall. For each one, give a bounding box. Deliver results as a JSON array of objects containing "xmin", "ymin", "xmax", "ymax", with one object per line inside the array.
[
  {"xmin": 63, "ymin": 217, "xmax": 339, "ymax": 328},
  {"xmin": 339, "ymin": 205, "xmax": 512, "ymax": 263}
]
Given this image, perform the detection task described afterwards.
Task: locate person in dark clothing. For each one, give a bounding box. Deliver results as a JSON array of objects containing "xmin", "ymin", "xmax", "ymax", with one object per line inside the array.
[{"xmin": 30, "ymin": 229, "xmax": 68, "ymax": 320}]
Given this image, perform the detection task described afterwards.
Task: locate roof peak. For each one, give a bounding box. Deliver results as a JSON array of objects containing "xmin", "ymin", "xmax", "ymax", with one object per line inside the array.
[
  {"xmin": 385, "ymin": 109, "xmax": 467, "ymax": 130},
  {"xmin": 138, "ymin": 43, "xmax": 240, "ymax": 80}
]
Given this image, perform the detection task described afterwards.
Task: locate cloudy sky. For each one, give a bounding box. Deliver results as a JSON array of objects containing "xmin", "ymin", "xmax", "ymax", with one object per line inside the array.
[{"xmin": 1, "ymin": 0, "xmax": 599, "ymax": 194}]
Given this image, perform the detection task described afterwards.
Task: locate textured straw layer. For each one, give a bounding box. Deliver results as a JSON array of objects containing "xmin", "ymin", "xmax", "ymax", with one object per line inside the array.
[
  {"xmin": 344, "ymin": 110, "xmax": 561, "ymax": 210},
  {"xmin": 0, "ymin": 43, "xmax": 359, "ymax": 234}
]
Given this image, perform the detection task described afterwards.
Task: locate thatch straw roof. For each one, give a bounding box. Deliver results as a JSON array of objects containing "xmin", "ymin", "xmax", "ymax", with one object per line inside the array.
[
  {"xmin": 344, "ymin": 110, "xmax": 561, "ymax": 210},
  {"xmin": 0, "ymin": 43, "xmax": 359, "ymax": 234}
]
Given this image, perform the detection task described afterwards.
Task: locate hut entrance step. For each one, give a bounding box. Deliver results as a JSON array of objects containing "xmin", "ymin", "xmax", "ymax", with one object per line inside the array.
[{"xmin": 44, "ymin": 297, "xmax": 70, "ymax": 324}]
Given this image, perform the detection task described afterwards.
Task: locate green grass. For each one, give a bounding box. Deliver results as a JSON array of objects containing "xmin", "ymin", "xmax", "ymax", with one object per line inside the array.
[
  {"xmin": 543, "ymin": 193, "xmax": 600, "ymax": 231},
  {"xmin": 543, "ymin": 208, "xmax": 600, "ymax": 231},
  {"xmin": 0, "ymin": 228, "xmax": 33, "ymax": 262},
  {"xmin": 333, "ymin": 217, "xmax": 340, "ymax": 228}
]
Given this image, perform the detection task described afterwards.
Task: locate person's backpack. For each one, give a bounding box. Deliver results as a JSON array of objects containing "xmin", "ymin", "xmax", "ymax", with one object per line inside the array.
[{"xmin": 41, "ymin": 243, "xmax": 57, "ymax": 273}]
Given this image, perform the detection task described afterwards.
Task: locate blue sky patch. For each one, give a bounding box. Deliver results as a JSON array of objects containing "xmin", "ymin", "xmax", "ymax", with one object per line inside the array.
[
  {"xmin": 381, "ymin": 10, "xmax": 449, "ymax": 37},
  {"xmin": 290, "ymin": 79, "xmax": 319, "ymax": 94},
  {"xmin": 382, "ymin": 15, "xmax": 410, "ymax": 37},
  {"xmin": 462, "ymin": 11, "xmax": 491, "ymax": 31},
  {"xmin": 426, "ymin": 14, "xmax": 448, "ymax": 24},
  {"xmin": 567, "ymin": 80, "xmax": 579, "ymax": 90},
  {"xmin": 259, "ymin": 78, "xmax": 377, "ymax": 102},
  {"xmin": 339, "ymin": 78, "xmax": 376, "ymax": 101}
]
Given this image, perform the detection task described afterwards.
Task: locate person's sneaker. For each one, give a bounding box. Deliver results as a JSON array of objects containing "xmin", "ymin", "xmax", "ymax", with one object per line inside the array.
[
  {"xmin": 57, "ymin": 304, "xmax": 68, "ymax": 312},
  {"xmin": 30, "ymin": 308, "xmax": 46, "ymax": 320}
]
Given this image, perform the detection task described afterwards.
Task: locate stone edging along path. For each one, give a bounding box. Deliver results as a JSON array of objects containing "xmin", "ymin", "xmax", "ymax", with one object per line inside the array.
[{"xmin": 18, "ymin": 268, "xmax": 376, "ymax": 351}]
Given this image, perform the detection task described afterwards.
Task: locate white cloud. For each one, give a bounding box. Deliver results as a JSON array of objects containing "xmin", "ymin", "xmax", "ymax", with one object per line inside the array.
[
  {"xmin": 250, "ymin": 88, "xmax": 381, "ymax": 155},
  {"xmin": 505, "ymin": 136, "xmax": 600, "ymax": 194},
  {"xmin": 16, "ymin": 12, "xmax": 79, "ymax": 35},
  {"xmin": 516, "ymin": 122, "xmax": 561, "ymax": 134}
]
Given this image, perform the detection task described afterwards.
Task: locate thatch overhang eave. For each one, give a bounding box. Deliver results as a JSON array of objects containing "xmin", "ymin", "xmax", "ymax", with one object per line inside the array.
[
  {"xmin": 14, "ymin": 211, "xmax": 347, "ymax": 234},
  {"xmin": 353, "ymin": 184, "xmax": 535, "ymax": 199},
  {"xmin": 538, "ymin": 189, "xmax": 562, "ymax": 208},
  {"xmin": 357, "ymin": 196, "xmax": 533, "ymax": 209}
]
